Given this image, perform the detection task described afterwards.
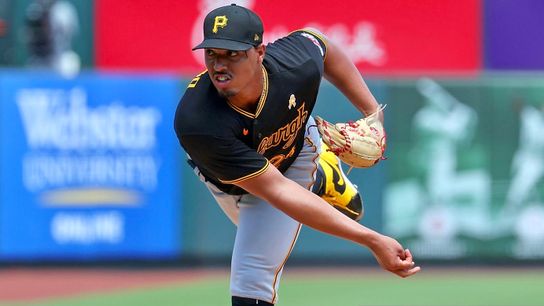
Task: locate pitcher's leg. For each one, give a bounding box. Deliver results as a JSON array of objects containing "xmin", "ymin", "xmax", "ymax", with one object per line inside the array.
[
  {"xmin": 230, "ymin": 196, "xmax": 302, "ymax": 304},
  {"xmin": 230, "ymin": 121, "xmax": 321, "ymax": 304}
]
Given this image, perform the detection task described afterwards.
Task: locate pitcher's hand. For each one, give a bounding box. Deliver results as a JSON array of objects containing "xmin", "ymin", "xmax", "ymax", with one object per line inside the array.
[{"xmin": 370, "ymin": 234, "xmax": 421, "ymax": 278}]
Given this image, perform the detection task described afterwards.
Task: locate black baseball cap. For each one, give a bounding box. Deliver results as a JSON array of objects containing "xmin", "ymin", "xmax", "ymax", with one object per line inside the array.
[{"xmin": 192, "ymin": 4, "xmax": 263, "ymax": 51}]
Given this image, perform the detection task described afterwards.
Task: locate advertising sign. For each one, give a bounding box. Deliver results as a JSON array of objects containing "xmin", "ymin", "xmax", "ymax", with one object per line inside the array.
[
  {"xmin": 383, "ymin": 77, "xmax": 544, "ymax": 259},
  {"xmin": 484, "ymin": 0, "xmax": 544, "ymax": 70},
  {"xmin": 0, "ymin": 72, "xmax": 182, "ymax": 260},
  {"xmin": 96, "ymin": 0, "xmax": 480, "ymax": 75}
]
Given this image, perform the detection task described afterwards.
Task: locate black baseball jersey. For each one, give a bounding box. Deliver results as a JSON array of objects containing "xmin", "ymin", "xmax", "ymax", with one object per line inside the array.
[{"xmin": 174, "ymin": 30, "xmax": 327, "ymax": 195}]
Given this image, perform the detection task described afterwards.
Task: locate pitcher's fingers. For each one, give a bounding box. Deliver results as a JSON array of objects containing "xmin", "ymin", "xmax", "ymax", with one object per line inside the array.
[
  {"xmin": 405, "ymin": 249, "xmax": 413, "ymax": 262},
  {"xmin": 395, "ymin": 266, "xmax": 421, "ymax": 278},
  {"xmin": 396, "ymin": 257, "xmax": 415, "ymax": 270}
]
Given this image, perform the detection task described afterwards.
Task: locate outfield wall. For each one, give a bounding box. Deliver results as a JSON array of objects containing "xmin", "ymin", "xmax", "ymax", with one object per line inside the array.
[
  {"xmin": 0, "ymin": 71, "xmax": 183, "ymax": 260},
  {"xmin": 5, "ymin": 0, "xmax": 544, "ymax": 73},
  {"xmin": 0, "ymin": 72, "xmax": 543, "ymax": 262},
  {"xmin": 181, "ymin": 76, "xmax": 544, "ymax": 262},
  {"xmin": 0, "ymin": 0, "xmax": 543, "ymax": 263}
]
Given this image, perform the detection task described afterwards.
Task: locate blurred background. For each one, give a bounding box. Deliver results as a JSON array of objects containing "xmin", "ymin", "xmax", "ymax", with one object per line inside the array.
[{"xmin": 0, "ymin": 0, "xmax": 544, "ymax": 304}]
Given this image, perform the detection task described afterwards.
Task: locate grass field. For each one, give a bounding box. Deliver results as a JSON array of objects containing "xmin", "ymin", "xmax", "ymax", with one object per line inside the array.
[{"xmin": 1, "ymin": 267, "xmax": 543, "ymax": 306}]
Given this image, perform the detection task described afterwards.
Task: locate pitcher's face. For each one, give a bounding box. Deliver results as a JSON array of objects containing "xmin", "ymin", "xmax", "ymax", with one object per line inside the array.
[{"xmin": 205, "ymin": 45, "xmax": 264, "ymax": 98}]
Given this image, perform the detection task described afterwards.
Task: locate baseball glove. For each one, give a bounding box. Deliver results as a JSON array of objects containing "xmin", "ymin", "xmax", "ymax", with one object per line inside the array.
[{"xmin": 315, "ymin": 105, "xmax": 387, "ymax": 169}]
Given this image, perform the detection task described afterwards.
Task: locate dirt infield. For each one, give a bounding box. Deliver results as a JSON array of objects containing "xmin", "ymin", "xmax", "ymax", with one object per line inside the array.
[{"xmin": 0, "ymin": 268, "xmax": 224, "ymax": 302}]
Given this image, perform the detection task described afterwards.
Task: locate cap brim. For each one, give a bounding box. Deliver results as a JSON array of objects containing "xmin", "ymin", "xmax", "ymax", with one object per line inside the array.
[{"xmin": 192, "ymin": 39, "xmax": 254, "ymax": 51}]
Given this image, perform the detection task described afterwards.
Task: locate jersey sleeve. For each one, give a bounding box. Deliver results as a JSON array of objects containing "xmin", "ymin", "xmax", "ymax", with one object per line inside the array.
[
  {"xmin": 181, "ymin": 134, "xmax": 270, "ymax": 184},
  {"xmin": 290, "ymin": 29, "xmax": 328, "ymax": 61},
  {"xmin": 265, "ymin": 29, "xmax": 327, "ymax": 76}
]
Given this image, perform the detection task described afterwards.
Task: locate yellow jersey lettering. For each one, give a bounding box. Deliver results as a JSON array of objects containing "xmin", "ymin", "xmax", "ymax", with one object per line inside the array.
[
  {"xmin": 187, "ymin": 71, "xmax": 207, "ymax": 89},
  {"xmin": 257, "ymin": 103, "xmax": 308, "ymax": 154}
]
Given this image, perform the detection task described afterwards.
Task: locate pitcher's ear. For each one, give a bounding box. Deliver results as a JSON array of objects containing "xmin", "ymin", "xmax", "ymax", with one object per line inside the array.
[{"xmin": 256, "ymin": 44, "xmax": 266, "ymax": 62}]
